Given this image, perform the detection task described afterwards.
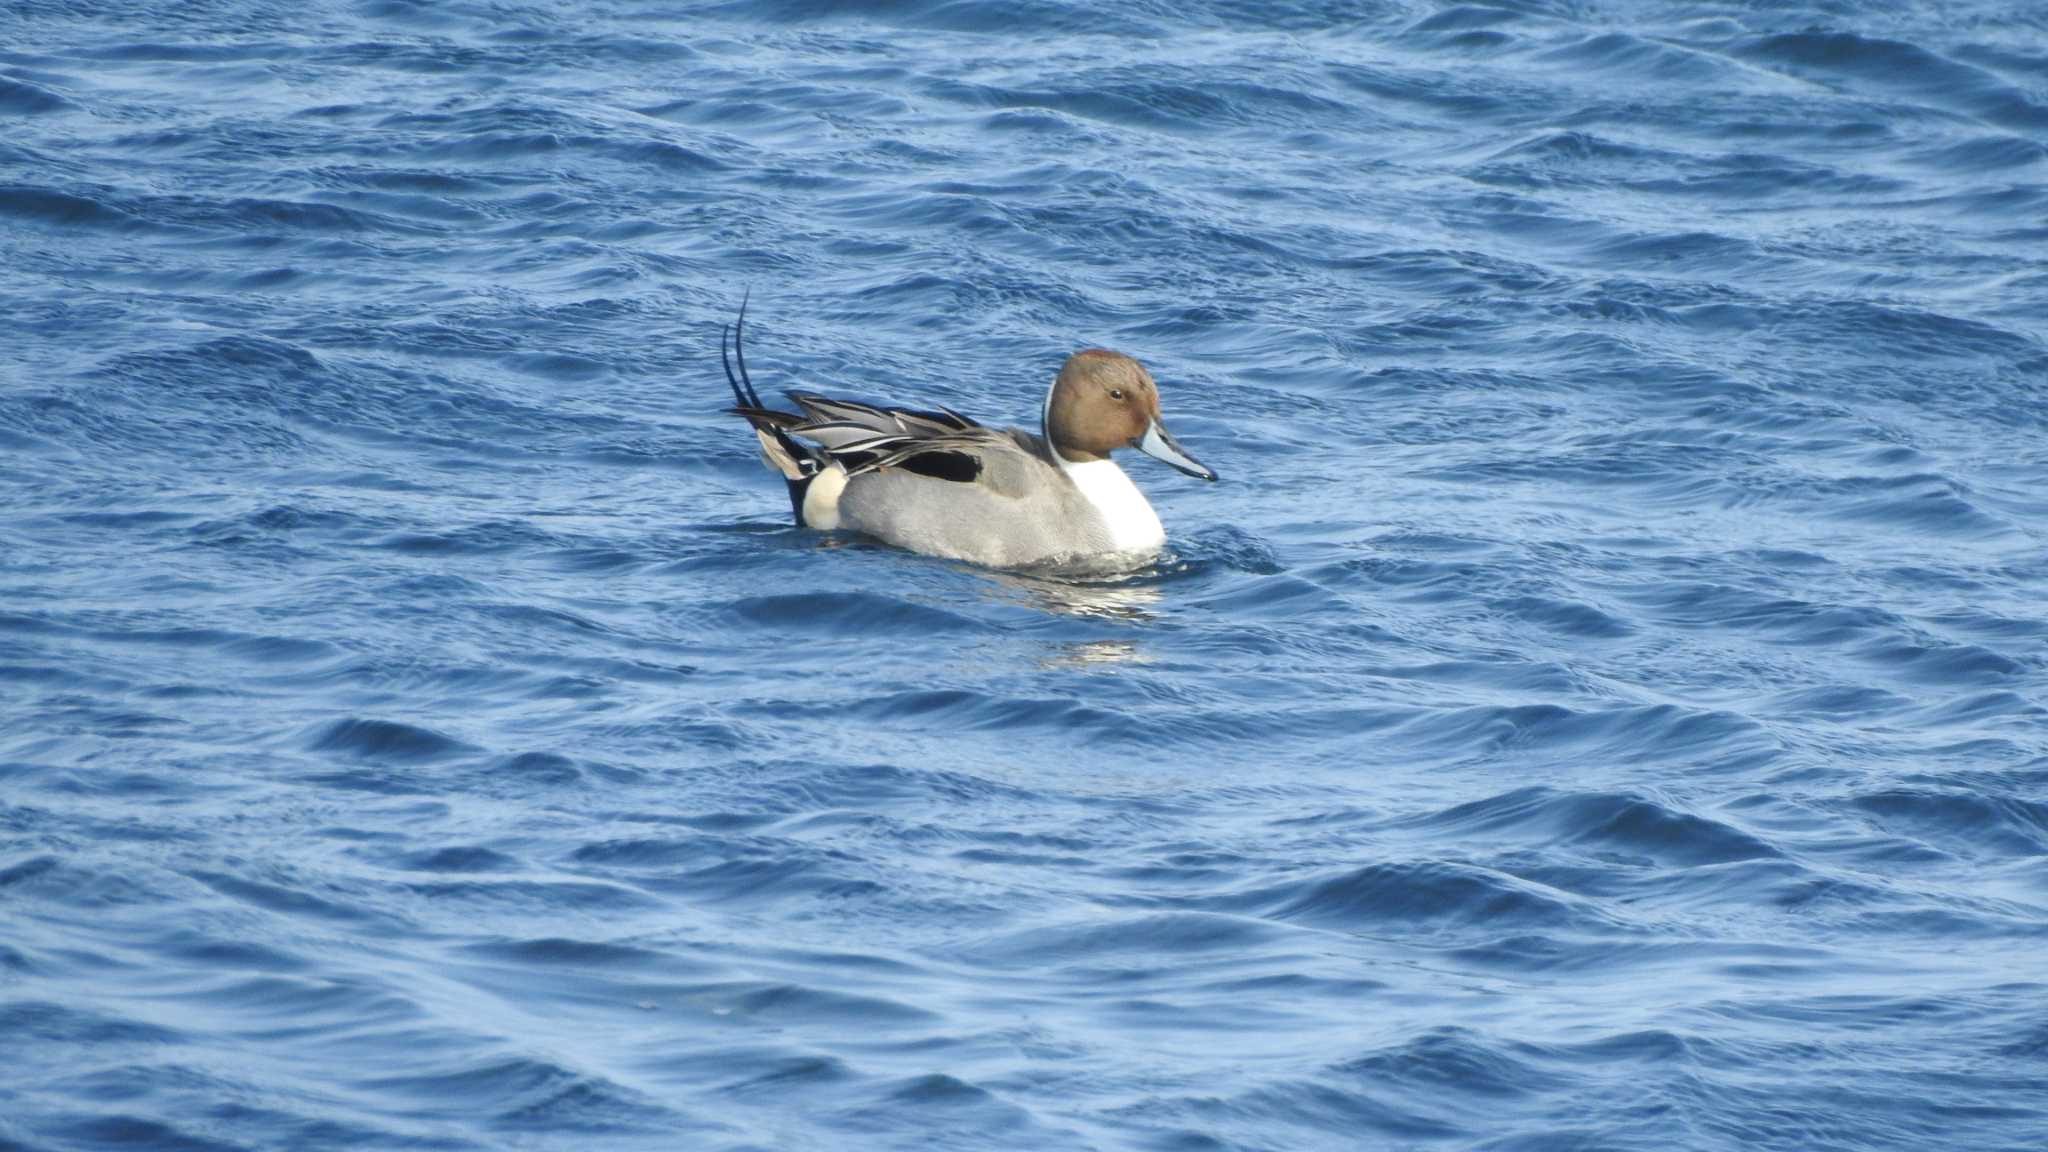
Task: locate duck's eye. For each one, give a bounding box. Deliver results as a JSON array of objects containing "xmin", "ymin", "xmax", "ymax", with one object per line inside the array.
[{"xmin": 1109, "ymin": 388, "xmax": 1125, "ymax": 401}]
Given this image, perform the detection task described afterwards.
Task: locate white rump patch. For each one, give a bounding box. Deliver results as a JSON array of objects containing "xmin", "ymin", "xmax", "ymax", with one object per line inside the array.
[{"xmin": 802, "ymin": 463, "xmax": 847, "ymax": 530}]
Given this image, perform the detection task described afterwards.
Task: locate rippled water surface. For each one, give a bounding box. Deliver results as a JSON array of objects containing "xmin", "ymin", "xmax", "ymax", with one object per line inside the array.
[{"xmin": 5, "ymin": 1, "xmax": 2048, "ymax": 1149}]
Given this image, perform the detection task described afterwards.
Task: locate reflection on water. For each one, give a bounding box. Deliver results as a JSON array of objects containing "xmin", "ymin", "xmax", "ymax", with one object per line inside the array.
[
  {"xmin": 981, "ymin": 568, "xmax": 1166, "ymax": 622},
  {"xmin": 1041, "ymin": 638, "xmax": 1151, "ymax": 669}
]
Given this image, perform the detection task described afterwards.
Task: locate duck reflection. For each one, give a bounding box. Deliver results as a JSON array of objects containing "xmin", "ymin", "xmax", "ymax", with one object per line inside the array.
[
  {"xmin": 982, "ymin": 568, "xmax": 1165, "ymax": 623},
  {"xmin": 1041, "ymin": 638, "xmax": 1150, "ymax": 668}
]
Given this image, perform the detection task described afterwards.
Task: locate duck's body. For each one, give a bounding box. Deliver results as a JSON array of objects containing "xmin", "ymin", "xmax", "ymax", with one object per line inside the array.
[
  {"xmin": 721, "ymin": 307, "xmax": 1214, "ymax": 570},
  {"xmin": 815, "ymin": 425, "xmax": 1164, "ymax": 568}
]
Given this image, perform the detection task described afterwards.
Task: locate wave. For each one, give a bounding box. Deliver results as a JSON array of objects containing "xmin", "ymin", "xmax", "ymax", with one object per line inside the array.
[
  {"xmin": 1733, "ymin": 31, "xmax": 2048, "ymax": 133},
  {"xmin": 1412, "ymin": 787, "xmax": 1780, "ymax": 866},
  {"xmin": 307, "ymin": 718, "xmax": 476, "ymax": 762},
  {"xmin": 1235, "ymin": 859, "xmax": 1623, "ymax": 935}
]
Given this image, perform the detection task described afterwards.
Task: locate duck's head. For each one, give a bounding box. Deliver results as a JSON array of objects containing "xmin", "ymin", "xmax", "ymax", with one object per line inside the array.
[{"xmin": 1044, "ymin": 349, "xmax": 1217, "ymax": 481}]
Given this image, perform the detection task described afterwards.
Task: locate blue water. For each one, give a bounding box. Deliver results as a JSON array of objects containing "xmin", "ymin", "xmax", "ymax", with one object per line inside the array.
[{"xmin": 4, "ymin": 1, "xmax": 2047, "ymax": 1149}]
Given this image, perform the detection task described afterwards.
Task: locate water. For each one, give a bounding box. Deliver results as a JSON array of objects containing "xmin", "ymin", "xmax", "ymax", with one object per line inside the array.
[{"xmin": 4, "ymin": 1, "xmax": 2047, "ymax": 1148}]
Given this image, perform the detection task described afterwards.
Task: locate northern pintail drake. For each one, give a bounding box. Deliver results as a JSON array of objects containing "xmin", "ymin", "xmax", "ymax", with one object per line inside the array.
[{"xmin": 720, "ymin": 304, "xmax": 1216, "ymax": 570}]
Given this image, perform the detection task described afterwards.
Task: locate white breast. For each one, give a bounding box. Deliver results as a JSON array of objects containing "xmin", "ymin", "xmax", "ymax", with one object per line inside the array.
[{"xmin": 1064, "ymin": 458, "xmax": 1165, "ymax": 553}]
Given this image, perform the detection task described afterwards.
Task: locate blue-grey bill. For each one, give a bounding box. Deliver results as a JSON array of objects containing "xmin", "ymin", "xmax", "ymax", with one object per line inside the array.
[{"xmin": 1137, "ymin": 420, "xmax": 1218, "ymax": 481}]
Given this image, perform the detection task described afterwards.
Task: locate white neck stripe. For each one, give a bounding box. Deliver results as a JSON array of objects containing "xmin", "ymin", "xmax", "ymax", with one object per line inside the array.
[{"xmin": 1042, "ymin": 375, "xmax": 1073, "ymax": 472}]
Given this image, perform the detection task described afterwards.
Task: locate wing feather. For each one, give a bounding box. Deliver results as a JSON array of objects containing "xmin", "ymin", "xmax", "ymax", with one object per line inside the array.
[{"xmin": 741, "ymin": 387, "xmax": 1007, "ymax": 486}]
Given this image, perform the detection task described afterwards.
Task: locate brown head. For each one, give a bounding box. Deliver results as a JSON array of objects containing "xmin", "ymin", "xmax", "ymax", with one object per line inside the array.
[{"xmin": 1044, "ymin": 349, "xmax": 1217, "ymax": 480}]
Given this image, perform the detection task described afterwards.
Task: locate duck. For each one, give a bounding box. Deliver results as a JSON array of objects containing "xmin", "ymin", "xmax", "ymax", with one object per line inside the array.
[{"xmin": 719, "ymin": 303, "xmax": 1216, "ymax": 570}]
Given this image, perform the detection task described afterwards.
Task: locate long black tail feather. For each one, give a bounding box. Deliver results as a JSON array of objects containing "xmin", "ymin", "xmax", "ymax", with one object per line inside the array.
[
  {"xmin": 719, "ymin": 295, "xmax": 820, "ymax": 524},
  {"xmin": 720, "ymin": 289, "xmax": 766, "ymax": 411}
]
